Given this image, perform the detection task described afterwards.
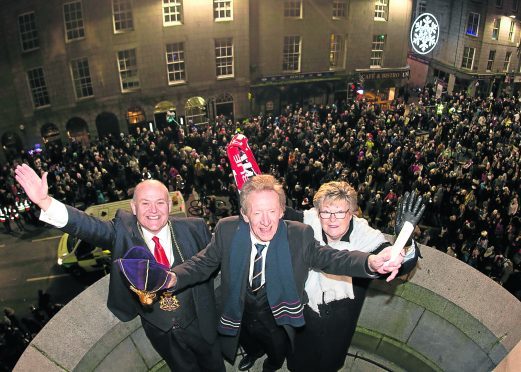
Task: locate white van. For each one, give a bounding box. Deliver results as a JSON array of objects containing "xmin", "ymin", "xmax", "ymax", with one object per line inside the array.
[{"xmin": 57, "ymin": 191, "xmax": 186, "ymax": 275}]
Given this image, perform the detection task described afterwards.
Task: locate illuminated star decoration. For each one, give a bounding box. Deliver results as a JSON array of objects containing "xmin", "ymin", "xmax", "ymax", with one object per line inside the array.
[{"xmin": 410, "ymin": 13, "xmax": 440, "ymax": 55}]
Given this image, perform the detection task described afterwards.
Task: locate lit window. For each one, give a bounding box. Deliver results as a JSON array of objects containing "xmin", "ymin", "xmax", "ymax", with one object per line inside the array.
[
  {"xmin": 332, "ymin": 1, "xmax": 346, "ymax": 19},
  {"xmin": 113, "ymin": 0, "xmax": 133, "ymax": 33},
  {"xmin": 503, "ymin": 51, "xmax": 512, "ymax": 71},
  {"xmin": 466, "ymin": 12, "xmax": 480, "ymax": 36},
  {"xmin": 370, "ymin": 34, "xmax": 386, "ymax": 67},
  {"xmin": 329, "ymin": 34, "xmax": 344, "ymax": 69},
  {"xmin": 163, "ymin": 0, "xmax": 183, "ymax": 25},
  {"xmin": 283, "ymin": 35, "xmax": 301, "ymax": 72},
  {"xmin": 214, "ymin": 0, "xmax": 233, "ymax": 21},
  {"xmin": 117, "ymin": 49, "xmax": 140, "ymax": 92},
  {"xmin": 166, "ymin": 42, "xmax": 186, "ymax": 84},
  {"xmin": 461, "ymin": 46, "xmax": 475, "ymax": 69},
  {"xmin": 63, "ymin": 1, "xmax": 85, "ymax": 42},
  {"xmin": 487, "ymin": 50, "xmax": 496, "ymax": 71},
  {"xmin": 492, "ymin": 18, "xmax": 501, "ymax": 40},
  {"xmin": 18, "ymin": 12, "xmax": 39, "ymax": 52},
  {"xmin": 284, "ymin": 1, "xmax": 302, "ymax": 18},
  {"xmin": 509, "ymin": 20, "xmax": 516, "ymax": 41},
  {"xmin": 70, "ymin": 58, "xmax": 93, "ymax": 99},
  {"xmin": 27, "ymin": 67, "xmax": 50, "ymax": 108},
  {"xmin": 374, "ymin": 0, "xmax": 388, "ymax": 21},
  {"xmin": 215, "ymin": 38, "xmax": 234, "ymax": 78}
]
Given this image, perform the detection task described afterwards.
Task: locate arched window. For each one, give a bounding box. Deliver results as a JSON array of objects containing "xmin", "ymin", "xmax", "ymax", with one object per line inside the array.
[
  {"xmin": 95, "ymin": 112, "xmax": 120, "ymax": 139},
  {"xmin": 66, "ymin": 117, "xmax": 90, "ymax": 146},
  {"xmin": 185, "ymin": 96, "xmax": 208, "ymax": 126}
]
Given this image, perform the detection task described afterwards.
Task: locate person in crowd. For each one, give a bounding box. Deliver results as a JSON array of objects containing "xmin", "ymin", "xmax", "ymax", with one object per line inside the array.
[
  {"xmin": 165, "ymin": 175, "xmax": 422, "ymax": 371},
  {"xmin": 14, "ymin": 163, "xmax": 224, "ymax": 372},
  {"xmin": 283, "ymin": 181, "xmax": 422, "ymax": 372}
]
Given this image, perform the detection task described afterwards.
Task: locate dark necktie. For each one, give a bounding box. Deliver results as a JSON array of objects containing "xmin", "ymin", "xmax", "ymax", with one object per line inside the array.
[
  {"xmin": 252, "ymin": 243, "xmax": 266, "ymax": 292},
  {"xmin": 152, "ymin": 236, "xmax": 170, "ymax": 267}
]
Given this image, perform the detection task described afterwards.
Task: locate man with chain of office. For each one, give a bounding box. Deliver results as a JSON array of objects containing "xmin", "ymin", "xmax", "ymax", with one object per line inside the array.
[{"xmin": 15, "ymin": 163, "xmax": 224, "ymax": 372}]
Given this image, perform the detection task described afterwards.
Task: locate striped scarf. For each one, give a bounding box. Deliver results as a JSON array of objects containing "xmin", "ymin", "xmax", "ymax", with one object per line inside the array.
[{"xmin": 218, "ymin": 220, "xmax": 305, "ymax": 336}]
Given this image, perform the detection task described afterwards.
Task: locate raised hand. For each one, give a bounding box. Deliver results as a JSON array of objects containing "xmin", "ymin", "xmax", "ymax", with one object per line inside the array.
[
  {"xmin": 14, "ymin": 164, "xmax": 52, "ymax": 211},
  {"xmin": 394, "ymin": 191, "xmax": 426, "ymax": 235}
]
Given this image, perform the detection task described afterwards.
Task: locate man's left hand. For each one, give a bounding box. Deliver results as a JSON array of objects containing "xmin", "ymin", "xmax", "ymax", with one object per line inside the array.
[{"xmin": 368, "ymin": 246, "xmax": 404, "ymax": 282}]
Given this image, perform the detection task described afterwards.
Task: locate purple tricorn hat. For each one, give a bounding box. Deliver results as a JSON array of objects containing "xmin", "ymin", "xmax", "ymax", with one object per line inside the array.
[{"xmin": 115, "ymin": 246, "xmax": 171, "ymax": 293}]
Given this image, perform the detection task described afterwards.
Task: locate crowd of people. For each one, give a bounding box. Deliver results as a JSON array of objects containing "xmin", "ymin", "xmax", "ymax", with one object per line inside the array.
[{"xmin": 0, "ymin": 88, "xmax": 520, "ymax": 300}]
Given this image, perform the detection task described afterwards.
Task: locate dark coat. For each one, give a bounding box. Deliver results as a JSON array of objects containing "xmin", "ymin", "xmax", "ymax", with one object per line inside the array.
[
  {"xmin": 61, "ymin": 206, "xmax": 217, "ymax": 343},
  {"xmin": 172, "ymin": 216, "xmax": 375, "ymax": 361}
]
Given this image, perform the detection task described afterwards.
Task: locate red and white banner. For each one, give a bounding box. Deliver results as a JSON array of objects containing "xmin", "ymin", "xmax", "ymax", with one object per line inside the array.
[{"xmin": 226, "ymin": 134, "xmax": 262, "ymax": 190}]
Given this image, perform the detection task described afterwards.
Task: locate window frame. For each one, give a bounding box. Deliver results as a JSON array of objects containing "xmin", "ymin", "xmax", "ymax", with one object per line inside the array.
[
  {"xmin": 283, "ymin": 35, "xmax": 302, "ymax": 72},
  {"xmin": 26, "ymin": 67, "xmax": 50, "ymax": 108},
  {"xmin": 509, "ymin": 20, "xmax": 516, "ymax": 42},
  {"xmin": 466, "ymin": 12, "xmax": 480, "ymax": 37},
  {"xmin": 18, "ymin": 11, "xmax": 39, "ymax": 52},
  {"xmin": 70, "ymin": 57, "xmax": 94, "ymax": 100},
  {"xmin": 329, "ymin": 33, "xmax": 345, "ymax": 70},
  {"xmin": 166, "ymin": 42, "xmax": 186, "ymax": 84},
  {"xmin": 215, "ymin": 38, "xmax": 234, "ymax": 79},
  {"xmin": 163, "ymin": 0, "xmax": 183, "ymax": 26},
  {"xmin": 503, "ymin": 51, "xmax": 512, "ymax": 72},
  {"xmin": 370, "ymin": 34, "xmax": 386, "ymax": 68},
  {"xmin": 284, "ymin": 1, "xmax": 302, "ymax": 18},
  {"xmin": 214, "ymin": 0, "xmax": 233, "ymax": 22},
  {"xmin": 117, "ymin": 48, "xmax": 140, "ymax": 92},
  {"xmin": 461, "ymin": 46, "xmax": 475, "ymax": 70},
  {"xmin": 332, "ymin": 1, "xmax": 346, "ymax": 19},
  {"xmin": 486, "ymin": 50, "xmax": 496, "ymax": 71},
  {"xmin": 63, "ymin": 0, "xmax": 85, "ymax": 42},
  {"xmin": 374, "ymin": 0, "xmax": 389, "ymax": 21},
  {"xmin": 112, "ymin": 0, "xmax": 134, "ymax": 33},
  {"xmin": 492, "ymin": 18, "xmax": 501, "ymax": 40}
]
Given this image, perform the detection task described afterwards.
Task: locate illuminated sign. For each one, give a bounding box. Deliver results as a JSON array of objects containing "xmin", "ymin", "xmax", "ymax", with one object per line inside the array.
[{"xmin": 410, "ymin": 13, "xmax": 439, "ymax": 55}]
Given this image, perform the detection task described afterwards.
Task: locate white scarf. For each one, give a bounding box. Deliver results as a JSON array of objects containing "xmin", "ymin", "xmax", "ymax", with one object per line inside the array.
[{"xmin": 303, "ymin": 208, "xmax": 387, "ymax": 313}]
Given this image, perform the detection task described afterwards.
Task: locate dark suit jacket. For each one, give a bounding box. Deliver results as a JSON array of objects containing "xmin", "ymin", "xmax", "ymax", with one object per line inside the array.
[
  {"xmin": 172, "ymin": 216, "xmax": 376, "ymax": 361},
  {"xmin": 61, "ymin": 206, "xmax": 217, "ymax": 343}
]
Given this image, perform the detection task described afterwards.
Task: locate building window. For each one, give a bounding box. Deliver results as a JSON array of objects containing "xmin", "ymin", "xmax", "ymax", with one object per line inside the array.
[
  {"xmin": 374, "ymin": 0, "xmax": 388, "ymax": 21},
  {"xmin": 215, "ymin": 38, "xmax": 234, "ymax": 78},
  {"xmin": 492, "ymin": 18, "xmax": 501, "ymax": 40},
  {"xmin": 113, "ymin": 0, "xmax": 133, "ymax": 33},
  {"xmin": 283, "ymin": 35, "xmax": 301, "ymax": 72},
  {"xmin": 496, "ymin": 0, "xmax": 503, "ymax": 7},
  {"xmin": 166, "ymin": 42, "xmax": 186, "ymax": 84},
  {"xmin": 18, "ymin": 12, "xmax": 39, "ymax": 52},
  {"xmin": 461, "ymin": 46, "xmax": 475, "ymax": 69},
  {"xmin": 370, "ymin": 34, "xmax": 386, "ymax": 67},
  {"xmin": 514, "ymin": 0, "xmax": 519, "ymax": 12},
  {"xmin": 63, "ymin": 1, "xmax": 85, "ymax": 42},
  {"xmin": 284, "ymin": 1, "xmax": 302, "ymax": 18},
  {"xmin": 466, "ymin": 12, "xmax": 480, "ymax": 36},
  {"xmin": 214, "ymin": 0, "xmax": 232, "ymax": 21},
  {"xmin": 509, "ymin": 20, "xmax": 516, "ymax": 41},
  {"xmin": 117, "ymin": 49, "xmax": 140, "ymax": 91},
  {"xmin": 329, "ymin": 34, "xmax": 344, "ymax": 69},
  {"xmin": 332, "ymin": 1, "xmax": 346, "ymax": 19},
  {"xmin": 27, "ymin": 67, "xmax": 50, "ymax": 108},
  {"xmin": 503, "ymin": 51, "xmax": 512, "ymax": 71},
  {"xmin": 70, "ymin": 57, "xmax": 93, "ymax": 99},
  {"xmin": 162, "ymin": 0, "xmax": 183, "ymax": 25},
  {"xmin": 487, "ymin": 50, "xmax": 496, "ymax": 71}
]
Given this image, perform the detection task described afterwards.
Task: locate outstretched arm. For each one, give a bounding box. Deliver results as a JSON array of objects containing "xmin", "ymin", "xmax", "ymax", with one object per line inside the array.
[{"xmin": 14, "ymin": 164, "xmax": 52, "ymax": 211}]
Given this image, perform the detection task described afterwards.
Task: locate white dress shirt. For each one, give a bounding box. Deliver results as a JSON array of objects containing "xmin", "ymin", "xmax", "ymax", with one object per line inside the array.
[{"xmin": 248, "ymin": 234, "xmax": 270, "ymax": 287}]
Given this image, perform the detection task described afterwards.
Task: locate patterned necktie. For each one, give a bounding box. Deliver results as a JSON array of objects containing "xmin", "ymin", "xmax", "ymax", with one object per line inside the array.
[
  {"xmin": 152, "ymin": 236, "xmax": 170, "ymax": 267},
  {"xmin": 252, "ymin": 243, "xmax": 266, "ymax": 292}
]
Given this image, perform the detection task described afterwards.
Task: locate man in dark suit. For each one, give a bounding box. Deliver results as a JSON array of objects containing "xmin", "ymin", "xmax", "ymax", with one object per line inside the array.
[
  {"xmin": 168, "ymin": 175, "xmax": 407, "ymax": 371},
  {"xmin": 14, "ymin": 164, "xmax": 224, "ymax": 372}
]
